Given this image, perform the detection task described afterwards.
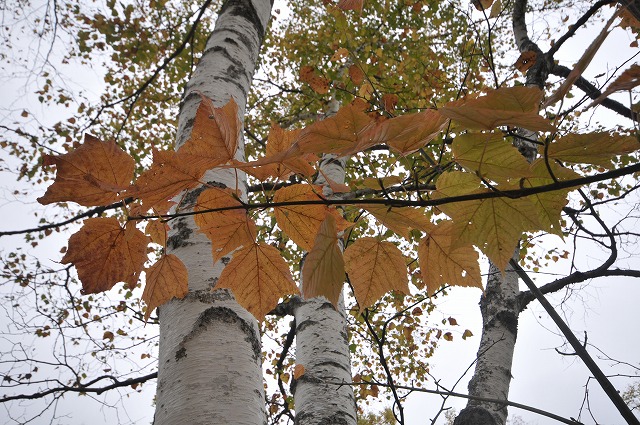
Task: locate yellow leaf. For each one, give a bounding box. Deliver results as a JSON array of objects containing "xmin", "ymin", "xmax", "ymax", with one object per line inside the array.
[
  {"xmin": 439, "ymin": 86, "xmax": 555, "ymax": 132},
  {"xmin": 418, "ymin": 220, "xmax": 482, "ymax": 295},
  {"xmin": 434, "ymin": 171, "xmax": 540, "ymax": 270},
  {"xmin": 344, "ymin": 238, "xmax": 409, "ymax": 312},
  {"xmin": 194, "ymin": 188, "xmax": 256, "ymax": 263},
  {"xmin": 453, "ymin": 132, "xmax": 532, "ymax": 183},
  {"xmin": 302, "ymin": 214, "xmax": 345, "ymax": 307},
  {"xmin": 523, "ymin": 159, "xmax": 579, "ymax": 235},
  {"xmin": 38, "ymin": 134, "xmax": 134, "ymax": 206},
  {"xmin": 545, "ymin": 132, "xmax": 639, "ymax": 168},
  {"xmin": 359, "ymin": 175, "xmax": 404, "ymax": 190},
  {"xmin": 142, "ymin": 254, "xmax": 188, "ymax": 320},
  {"xmin": 62, "ymin": 218, "xmax": 148, "ymax": 294},
  {"xmin": 363, "ymin": 205, "xmax": 431, "ymax": 237},
  {"xmin": 274, "ymin": 184, "xmax": 350, "ymax": 251},
  {"xmin": 216, "ymin": 243, "xmax": 299, "ymax": 320}
]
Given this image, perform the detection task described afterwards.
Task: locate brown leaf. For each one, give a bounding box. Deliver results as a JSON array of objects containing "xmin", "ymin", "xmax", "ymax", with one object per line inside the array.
[
  {"xmin": 194, "ymin": 188, "xmax": 257, "ymax": 263},
  {"xmin": 62, "ymin": 218, "xmax": 148, "ymax": 294},
  {"xmin": 545, "ymin": 132, "xmax": 639, "ymax": 168},
  {"xmin": 375, "ymin": 109, "xmax": 448, "ymax": 155},
  {"xmin": 145, "ymin": 219, "xmax": 168, "ymax": 247},
  {"xmin": 514, "ymin": 51, "xmax": 537, "ymax": 73},
  {"xmin": 295, "ymin": 103, "xmax": 375, "ymax": 155},
  {"xmin": 344, "ymin": 238, "xmax": 409, "ymax": 312},
  {"xmin": 216, "ymin": 243, "xmax": 299, "ymax": 320},
  {"xmin": 349, "ymin": 64, "xmax": 366, "ymax": 85},
  {"xmin": 381, "ymin": 94, "xmax": 399, "ymax": 112},
  {"xmin": 587, "ymin": 64, "xmax": 640, "ymax": 109},
  {"xmin": 302, "ymin": 214, "xmax": 345, "ymax": 307},
  {"xmin": 293, "ymin": 364, "xmax": 305, "ymax": 379},
  {"xmin": 38, "ymin": 134, "xmax": 134, "ymax": 206},
  {"xmin": 439, "ymin": 86, "xmax": 555, "ymax": 132},
  {"xmin": 142, "ymin": 254, "xmax": 188, "ymax": 320},
  {"xmin": 274, "ymin": 184, "xmax": 351, "ymax": 251},
  {"xmin": 300, "ymin": 66, "xmax": 330, "ymax": 94},
  {"xmin": 337, "ymin": 0, "xmax": 363, "ymax": 11}
]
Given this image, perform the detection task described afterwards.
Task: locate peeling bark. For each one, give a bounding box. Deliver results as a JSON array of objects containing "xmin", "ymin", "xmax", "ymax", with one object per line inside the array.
[{"xmin": 153, "ymin": 1, "xmax": 272, "ymax": 424}]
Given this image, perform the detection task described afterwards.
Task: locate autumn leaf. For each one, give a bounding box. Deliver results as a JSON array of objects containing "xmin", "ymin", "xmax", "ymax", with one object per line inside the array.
[
  {"xmin": 145, "ymin": 219, "xmax": 169, "ymax": 246},
  {"xmin": 337, "ymin": 0, "xmax": 363, "ymax": 11},
  {"xmin": 295, "ymin": 102, "xmax": 375, "ymax": 155},
  {"xmin": 523, "ymin": 159, "xmax": 579, "ymax": 235},
  {"xmin": 302, "ymin": 214, "xmax": 345, "ymax": 307},
  {"xmin": 349, "ymin": 64, "xmax": 366, "ymax": 85},
  {"xmin": 142, "ymin": 254, "xmax": 188, "ymax": 320},
  {"xmin": 588, "ymin": 64, "xmax": 640, "ymax": 109},
  {"xmin": 358, "ymin": 175, "xmax": 404, "ymax": 190},
  {"xmin": 177, "ymin": 96, "xmax": 240, "ymax": 168},
  {"xmin": 194, "ymin": 187, "xmax": 257, "ymax": 263},
  {"xmin": 514, "ymin": 51, "xmax": 537, "ymax": 73},
  {"xmin": 235, "ymin": 124, "xmax": 315, "ymax": 180},
  {"xmin": 363, "ymin": 205, "xmax": 431, "ymax": 237},
  {"xmin": 545, "ymin": 132, "xmax": 639, "ymax": 168},
  {"xmin": 439, "ymin": 86, "xmax": 555, "ymax": 132},
  {"xmin": 293, "ymin": 364, "xmax": 305, "ymax": 379},
  {"xmin": 453, "ymin": 131, "xmax": 532, "ymax": 183},
  {"xmin": 472, "ymin": 0, "xmax": 494, "ymax": 11},
  {"xmin": 38, "ymin": 134, "xmax": 134, "ymax": 206},
  {"xmin": 127, "ymin": 149, "xmax": 204, "ymax": 210},
  {"xmin": 344, "ymin": 237, "xmax": 409, "ymax": 312},
  {"xmin": 216, "ymin": 242, "xmax": 299, "ymax": 320},
  {"xmin": 62, "ymin": 218, "xmax": 148, "ymax": 294},
  {"xmin": 273, "ymin": 184, "xmax": 350, "ymax": 251},
  {"xmin": 434, "ymin": 171, "xmax": 540, "ymax": 269},
  {"xmin": 300, "ymin": 65, "xmax": 330, "ymax": 94},
  {"xmin": 418, "ymin": 220, "xmax": 482, "ymax": 295},
  {"xmin": 373, "ymin": 109, "xmax": 448, "ymax": 155}
]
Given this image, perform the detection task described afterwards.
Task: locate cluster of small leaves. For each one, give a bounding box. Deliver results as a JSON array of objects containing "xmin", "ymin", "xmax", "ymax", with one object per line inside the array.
[{"xmin": 37, "ymin": 83, "xmax": 639, "ymax": 322}]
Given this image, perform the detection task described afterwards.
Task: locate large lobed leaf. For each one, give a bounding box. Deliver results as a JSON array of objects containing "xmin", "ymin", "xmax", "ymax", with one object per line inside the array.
[
  {"xmin": 142, "ymin": 254, "xmax": 188, "ymax": 320},
  {"xmin": 38, "ymin": 134, "xmax": 134, "ymax": 207}
]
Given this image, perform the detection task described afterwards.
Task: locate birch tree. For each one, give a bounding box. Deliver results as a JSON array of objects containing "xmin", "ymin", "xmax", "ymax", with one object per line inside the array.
[{"xmin": 2, "ymin": 0, "xmax": 640, "ymax": 424}]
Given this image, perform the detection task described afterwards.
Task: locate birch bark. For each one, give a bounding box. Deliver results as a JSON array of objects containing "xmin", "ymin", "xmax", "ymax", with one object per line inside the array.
[
  {"xmin": 293, "ymin": 129, "xmax": 357, "ymax": 425},
  {"xmin": 153, "ymin": 1, "xmax": 272, "ymax": 424},
  {"xmin": 454, "ymin": 1, "xmax": 546, "ymax": 423}
]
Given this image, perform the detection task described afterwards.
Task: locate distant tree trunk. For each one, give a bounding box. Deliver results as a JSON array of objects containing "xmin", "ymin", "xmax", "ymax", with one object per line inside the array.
[
  {"xmin": 293, "ymin": 143, "xmax": 357, "ymax": 424},
  {"xmin": 153, "ymin": 1, "xmax": 271, "ymax": 424},
  {"xmin": 455, "ymin": 0, "xmax": 547, "ymax": 423}
]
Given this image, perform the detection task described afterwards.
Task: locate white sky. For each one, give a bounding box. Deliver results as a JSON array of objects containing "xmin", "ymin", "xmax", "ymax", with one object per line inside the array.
[{"xmin": 0, "ymin": 1, "xmax": 639, "ymax": 424}]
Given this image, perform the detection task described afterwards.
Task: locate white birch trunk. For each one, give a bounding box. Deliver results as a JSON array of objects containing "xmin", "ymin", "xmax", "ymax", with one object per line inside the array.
[
  {"xmin": 293, "ymin": 151, "xmax": 357, "ymax": 425},
  {"xmin": 153, "ymin": 1, "xmax": 271, "ymax": 424}
]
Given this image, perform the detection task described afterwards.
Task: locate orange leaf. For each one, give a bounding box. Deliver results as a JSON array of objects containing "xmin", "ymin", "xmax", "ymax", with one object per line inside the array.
[
  {"xmin": 216, "ymin": 243, "xmax": 299, "ymax": 320},
  {"xmin": 273, "ymin": 184, "xmax": 350, "ymax": 251},
  {"xmin": 302, "ymin": 214, "xmax": 345, "ymax": 307},
  {"xmin": 373, "ymin": 109, "xmax": 448, "ymax": 155},
  {"xmin": 194, "ymin": 188, "xmax": 256, "ymax": 263},
  {"xmin": 337, "ymin": 0, "xmax": 363, "ymax": 11},
  {"xmin": 300, "ymin": 65, "xmax": 330, "ymax": 94},
  {"xmin": 418, "ymin": 220, "xmax": 482, "ymax": 295},
  {"xmin": 363, "ymin": 205, "xmax": 431, "ymax": 237},
  {"xmin": 142, "ymin": 254, "xmax": 188, "ymax": 320},
  {"xmin": 62, "ymin": 218, "xmax": 148, "ymax": 294},
  {"xmin": 295, "ymin": 102, "xmax": 375, "ymax": 155},
  {"xmin": 439, "ymin": 86, "xmax": 555, "ymax": 132},
  {"xmin": 177, "ymin": 96, "xmax": 240, "ymax": 167},
  {"xmin": 38, "ymin": 134, "xmax": 134, "ymax": 206},
  {"xmin": 344, "ymin": 238, "xmax": 409, "ymax": 312},
  {"xmin": 381, "ymin": 94, "xmax": 399, "ymax": 113},
  {"xmin": 127, "ymin": 149, "xmax": 204, "ymax": 210},
  {"xmin": 293, "ymin": 364, "xmax": 306, "ymax": 379}
]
